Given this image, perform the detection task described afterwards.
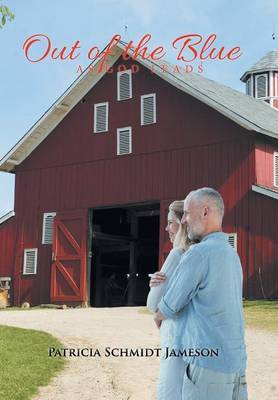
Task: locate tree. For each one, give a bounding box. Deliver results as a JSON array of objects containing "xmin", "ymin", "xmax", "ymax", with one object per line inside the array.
[{"xmin": 0, "ymin": 4, "xmax": 14, "ymax": 28}]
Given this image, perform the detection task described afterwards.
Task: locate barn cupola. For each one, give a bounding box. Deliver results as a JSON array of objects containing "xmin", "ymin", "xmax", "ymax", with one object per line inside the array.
[{"xmin": 240, "ymin": 49, "xmax": 278, "ymax": 110}]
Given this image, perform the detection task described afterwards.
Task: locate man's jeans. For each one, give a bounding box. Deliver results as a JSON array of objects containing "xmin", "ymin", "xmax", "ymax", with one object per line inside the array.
[{"xmin": 182, "ymin": 363, "xmax": 248, "ymax": 400}]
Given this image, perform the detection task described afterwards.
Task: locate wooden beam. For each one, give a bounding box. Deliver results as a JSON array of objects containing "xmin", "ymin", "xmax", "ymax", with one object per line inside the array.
[
  {"xmin": 128, "ymin": 213, "xmax": 138, "ymax": 305},
  {"xmin": 94, "ymin": 250, "xmax": 102, "ymax": 307}
]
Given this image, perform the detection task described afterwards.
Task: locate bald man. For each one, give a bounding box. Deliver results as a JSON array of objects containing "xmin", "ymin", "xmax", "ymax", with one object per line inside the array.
[{"xmin": 154, "ymin": 188, "xmax": 248, "ymax": 400}]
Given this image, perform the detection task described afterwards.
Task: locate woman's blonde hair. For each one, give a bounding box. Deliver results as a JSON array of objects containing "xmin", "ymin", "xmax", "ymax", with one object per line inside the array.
[{"xmin": 168, "ymin": 200, "xmax": 193, "ymax": 251}]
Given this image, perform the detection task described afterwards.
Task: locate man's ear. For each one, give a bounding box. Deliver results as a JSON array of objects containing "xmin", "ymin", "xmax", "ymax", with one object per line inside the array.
[{"xmin": 203, "ymin": 206, "xmax": 209, "ymax": 217}]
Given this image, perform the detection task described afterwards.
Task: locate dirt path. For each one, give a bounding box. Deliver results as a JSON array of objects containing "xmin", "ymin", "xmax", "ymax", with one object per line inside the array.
[{"xmin": 0, "ymin": 307, "xmax": 277, "ymax": 400}]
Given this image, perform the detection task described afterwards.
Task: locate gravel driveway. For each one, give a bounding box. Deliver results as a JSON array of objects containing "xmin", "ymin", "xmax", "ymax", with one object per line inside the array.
[{"xmin": 0, "ymin": 307, "xmax": 277, "ymax": 400}]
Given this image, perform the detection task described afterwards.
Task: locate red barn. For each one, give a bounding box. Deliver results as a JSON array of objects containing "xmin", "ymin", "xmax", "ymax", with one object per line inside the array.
[{"xmin": 0, "ymin": 43, "xmax": 277, "ymax": 307}]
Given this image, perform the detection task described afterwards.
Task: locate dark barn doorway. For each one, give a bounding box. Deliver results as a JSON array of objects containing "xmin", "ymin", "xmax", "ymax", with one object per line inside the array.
[{"xmin": 89, "ymin": 203, "xmax": 160, "ymax": 307}]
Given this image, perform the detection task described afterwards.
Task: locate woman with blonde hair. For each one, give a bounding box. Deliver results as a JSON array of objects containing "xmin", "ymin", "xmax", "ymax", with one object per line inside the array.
[{"xmin": 147, "ymin": 200, "xmax": 195, "ymax": 400}]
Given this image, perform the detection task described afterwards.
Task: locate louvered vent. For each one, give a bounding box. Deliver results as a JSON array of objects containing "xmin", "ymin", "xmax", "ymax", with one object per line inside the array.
[
  {"xmin": 274, "ymin": 152, "xmax": 278, "ymax": 187},
  {"xmin": 117, "ymin": 127, "xmax": 132, "ymax": 155},
  {"xmin": 246, "ymin": 79, "xmax": 251, "ymax": 96},
  {"xmin": 257, "ymin": 75, "xmax": 267, "ymax": 98},
  {"xmin": 42, "ymin": 212, "xmax": 56, "ymax": 244},
  {"xmin": 141, "ymin": 94, "xmax": 156, "ymax": 125},
  {"xmin": 94, "ymin": 102, "xmax": 108, "ymax": 133},
  {"xmin": 23, "ymin": 249, "xmax": 38, "ymax": 275},
  {"xmin": 227, "ymin": 233, "xmax": 237, "ymax": 250},
  {"xmin": 117, "ymin": 70, "xmax": 132, "ymax": 101}
]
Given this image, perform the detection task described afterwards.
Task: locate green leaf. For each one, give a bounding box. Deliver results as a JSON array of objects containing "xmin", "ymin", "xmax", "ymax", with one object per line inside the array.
[{"xmin": 0, "ymin": 4, "xmax": 15, "ymax": 28}]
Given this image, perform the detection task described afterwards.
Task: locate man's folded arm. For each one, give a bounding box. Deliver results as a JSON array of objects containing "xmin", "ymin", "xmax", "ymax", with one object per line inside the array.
[{"xmin": 157, "ymin": 247, "xmax": 206, "ymax": 319}]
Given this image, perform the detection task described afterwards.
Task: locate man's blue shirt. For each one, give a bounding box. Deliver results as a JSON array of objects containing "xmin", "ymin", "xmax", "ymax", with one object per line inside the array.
[{"xmin": 158, "ymin": 231, "xmax": 247, "ymax": 373}]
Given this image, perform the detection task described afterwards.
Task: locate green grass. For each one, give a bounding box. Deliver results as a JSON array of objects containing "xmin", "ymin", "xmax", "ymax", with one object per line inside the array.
[
  {"xmin": 0, "ymin": 306, "xmax": 42, "ymax": 312},
  {"xmin": 0, "ymin": 325, "xmax": 67, "ymax": 400},
  {"xmin": 139, "ymin": 301, "xmax": 278, "ymax": 332},
  {"xmin": 137, "ymin": 306, "xmax": 151, "ymax": 315},
  {"xmin": 243, "ymin": 300, "xmax": 278, "ymax": 332}
]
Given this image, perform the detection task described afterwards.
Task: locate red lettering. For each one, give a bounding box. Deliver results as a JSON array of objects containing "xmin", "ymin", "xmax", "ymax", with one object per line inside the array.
[
  {"xmin": 122, "ymin": 41, "xmax": 134, "ymax": 60},
  {"xmin": 69, "ymin": 41, "xmax": 81, "ymax": 60},
  {"xmin": 173, "ymin": 65, "xmax": 181, "ymax": 74},
  {"xmin": 131, "ymin": 64, "xmax": 139, "ymax": 73},
  {"xmin": 76, "ymin": 65, "xmax": 83, "ymax": 74},
  {"xmin": 22, "ymin": 33, "xmax": 51, "ymax": 62},
  {"xmin": 200, "ymin": 34, "xmax": 217, "ymax": 60},
  {"xmin": 172, "ymin": 34, "xmax": 202, "ymax": 62},
  {"xmin": 118, "ymin": 64, "xmax": 127, "ymax": 72},
  {"xmin": 132, "ymin": 34, "xmax": 152, "ymax": 60},
  {"xmin": 198, "ymin": 64, "xmax": 203, "ymax": 73},
  {"xmin": 120, "ymin": 36, "xmax": 165, "ymax": 62},
  {"xmin": 97, "ymin": 34, "xmax": 122, "ymax": 73},
  {"xmin": 227, "ymin": 47, "xmax": 242, "ymax": 60},
  {"xmin": 23, "ymin": 34, "xmax": 81, "ymax": 62},
  {"xmin": 200, "ymin": 35, "xmax": 242, "ymax": 61},
  {"xmin": 199, "ymin": 35, "xmax": 225, "ymax": 60},
  {"xmin": 173, "ymin": 33, "xmax": 242, "ymax": 63},
  {"xmin": 150, "ymin": 46, "xmax": 165, "ymax": 60},
  {"xmin": 51, "ymin": 41, "xmax": 80, "ymax": 60},
  {"xmin": 51, "ymin": 47, "xmax": 67, "ymax": 60},
  {"xmin": 88, "ymin": 46, "xmax": 100, "ymax": 60}
]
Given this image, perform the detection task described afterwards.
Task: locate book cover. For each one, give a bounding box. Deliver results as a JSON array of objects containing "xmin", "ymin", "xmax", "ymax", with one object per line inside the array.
[{"xmin": 0, "ymin": 1, "xmax": 277, "ymax": 399}]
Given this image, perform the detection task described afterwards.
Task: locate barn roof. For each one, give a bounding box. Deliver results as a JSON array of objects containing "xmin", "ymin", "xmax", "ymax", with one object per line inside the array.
[
  {"xmin": 1, "ymin": 42, "xmax": 278, "ymax": 173},
  {"xmin": 240, "ymin": 49, "xmax": 278, "ymax": 81},
  {"xmin": 0, "ymin": 210, "xmax": 15, "ymax": 225}
]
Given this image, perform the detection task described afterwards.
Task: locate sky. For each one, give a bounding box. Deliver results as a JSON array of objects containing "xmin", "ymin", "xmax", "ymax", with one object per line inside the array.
[{"xmin": 0, "ymin": 0, "xmax": 277, "ymax": 216}]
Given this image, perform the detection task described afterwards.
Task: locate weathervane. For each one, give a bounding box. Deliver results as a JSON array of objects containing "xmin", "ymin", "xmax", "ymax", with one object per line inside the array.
[
  {"xmin": 123, "ymin": 24, "xmax": 128, "ymax": 41},
  {"xmin": 272, "ymin": 23, "xmax": 276, "ymax": 47},
  {"xmin": 272, "ymin": 23, "xmax": 277, "ymax": 50}
]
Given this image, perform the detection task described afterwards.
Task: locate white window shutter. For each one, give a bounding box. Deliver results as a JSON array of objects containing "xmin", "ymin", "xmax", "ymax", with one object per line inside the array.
[
  {"xmin": 257, "ymin": 75, "xmax": 267, "ymax": 98},
  {"xmin": 23, "ymin": 249, "xmax": 38, "ymax": 275},
  {"xmin": 42, "ymin": 212, "xmax": 56, "ymax": 244},
  {"xmin": 141, "ymin": 94, "xmax": 156, "ymax": 125},
  {"xmin": 274, "ymin": 152, "xmax": 278, "ymax": 187},
  {"xmin": 246, "ymin": 79, "xmax": 250, "ymax": 96},
  {"xmin": 117, "ymin": 127, "xmax": 132, "ymax": 155},
  {"xmin": 117, "ymin": 70, "xmax": 132, "ymax": 101},
  {"xmin": 227, "ymin": 233, "xmax": 237, "ymax": 250},
  {"xmin": 94, "ymin": 102, "xmax": 108, "ymax": 133}
]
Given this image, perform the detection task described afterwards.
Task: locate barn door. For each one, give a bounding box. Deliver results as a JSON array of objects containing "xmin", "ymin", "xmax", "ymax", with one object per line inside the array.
[{"xmin": 50, "ymin": 209, "xmax": 88, "ymax": 303}]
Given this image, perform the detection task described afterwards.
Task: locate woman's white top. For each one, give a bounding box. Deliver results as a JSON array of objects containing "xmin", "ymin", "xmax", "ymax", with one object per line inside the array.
[
  {"xmin": 146, "ymin": 247, "xmax": 184, "ymax": 348},
  {"xmin": 146, "ymin": 247, "xmax": 183, "ymax": 312}
]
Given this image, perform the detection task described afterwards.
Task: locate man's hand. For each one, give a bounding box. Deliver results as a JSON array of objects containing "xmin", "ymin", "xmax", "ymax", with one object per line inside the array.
[
  {"xmin": 153, "ymin": 309, "xmax": 166, "ymax": 329},
  {"xmin": 149, "ymin": 272, "xmax": 166, "ymax": 287}
]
